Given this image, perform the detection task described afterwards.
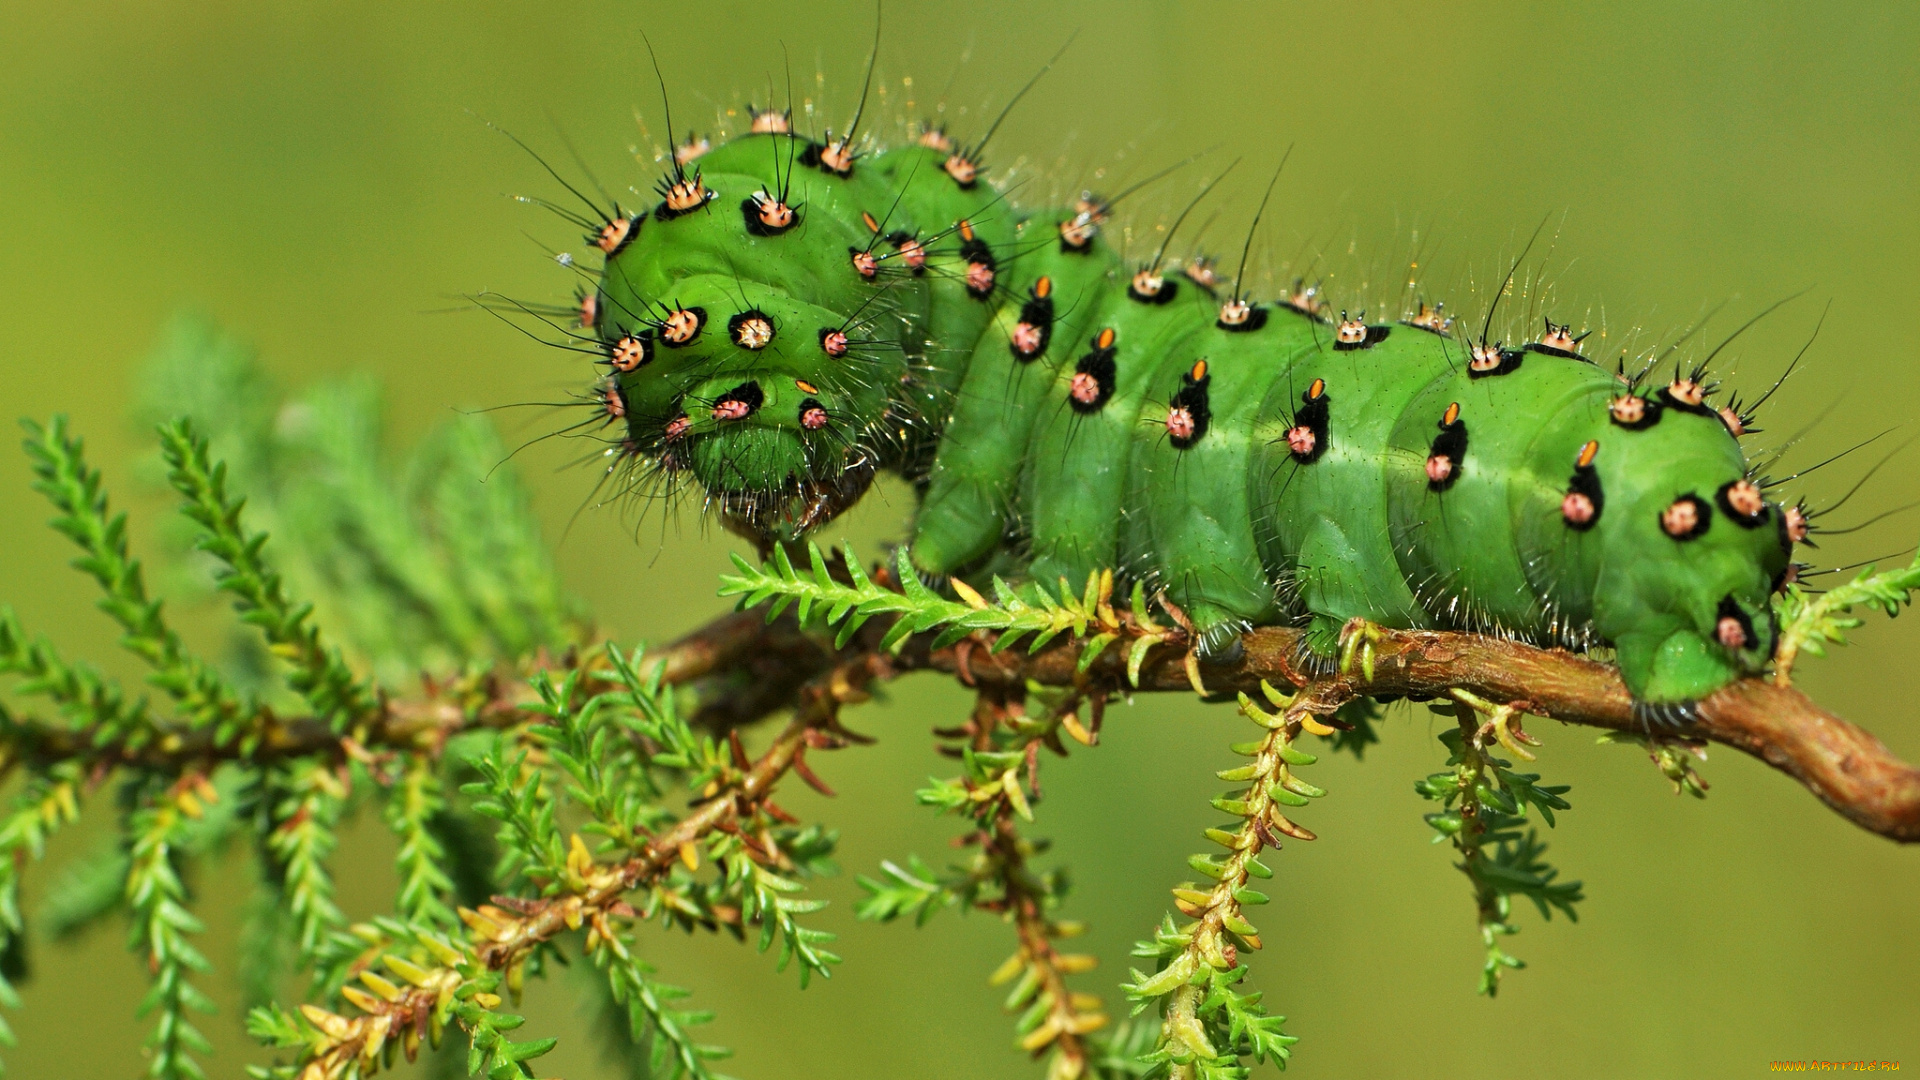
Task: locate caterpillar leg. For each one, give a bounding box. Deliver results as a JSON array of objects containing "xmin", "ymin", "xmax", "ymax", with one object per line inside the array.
[
  {"xmin": 1285, "ymin": 613, "xmax": 1344, "ymax": 680},
  {"xmin": 1285, "ymin": 521, "xmax": 1432, "ymax": 660},
  {"xmin": 1336, "ymin": 618, "xmax": 1388, "ymax": 683},
  {"xmin": 1612, "ymin": 628, "xmax": 1732, "ymax": 729},
  {"xmin": 1629, "ymin": 699, "xmax": 1704, "ymax": 729},
  {"xmin": 1450, "ymin": 688, "xmax": 1543, "ymax": 762},
  {"xmin": 1181, "ymin": 602, "xmax": 1250, "ymax": 664}
]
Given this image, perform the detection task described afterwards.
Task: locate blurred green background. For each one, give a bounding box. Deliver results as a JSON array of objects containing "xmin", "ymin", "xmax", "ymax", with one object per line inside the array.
[{"xmin": 2, "ymin": 1, "xmax": 1916, "ymax": 1076}]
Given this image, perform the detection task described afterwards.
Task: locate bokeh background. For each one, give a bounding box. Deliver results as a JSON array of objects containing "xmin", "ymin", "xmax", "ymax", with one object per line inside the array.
[{"xmin": 2, "ymin": 1, "xmax": 1916, "ymax": 1076}]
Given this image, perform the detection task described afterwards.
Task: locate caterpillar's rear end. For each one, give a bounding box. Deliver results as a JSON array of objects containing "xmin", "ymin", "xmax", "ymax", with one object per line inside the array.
[
  {"xmin": 1242, "ymin": 316, "xmax": 1788, "ymax": 721},
  {"xmin": 562, "ymin": 93, "xmax": 1800, "ymax": 721}
]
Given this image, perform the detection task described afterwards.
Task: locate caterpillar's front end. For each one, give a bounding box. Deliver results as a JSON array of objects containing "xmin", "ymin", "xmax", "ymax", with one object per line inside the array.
[
  {"xmin": 1579, "ymin": 427, "xmax": 1793, "ymax": 722},
  {"xmin": 581, "ymin": 121, "xmax": 1021, "ymax": 548},
  {"xmin": 587, "ymin": 140, "xmax": 910, "ymax": 545},
  {"xmin": 1514, "ymin": 368, "xmax": 1793, "ymax": 720},
  {"xmin": 1248, "ymin": 310, "xmax": 1801, "ymax": 724}
]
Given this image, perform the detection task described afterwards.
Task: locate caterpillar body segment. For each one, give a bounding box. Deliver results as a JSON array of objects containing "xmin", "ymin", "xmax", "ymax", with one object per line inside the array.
[
  {"xmin": 587, "ymin": 130, "xmax": 1790, "ymax": 711},
  {"xmin": 1118, "ymin": 330, "xmax": 1291, "ymax": 655},
  {"xmin": 1020, "ymin": 277, "xmax": 1215, "ymax": 593},
  {"xmin": 1253, "ymin": 334, "xmax": 1439, "ymax": 647},
  {"xmin": 912, "ymin": 214, "xmax": 1114, "ymax": 573}
]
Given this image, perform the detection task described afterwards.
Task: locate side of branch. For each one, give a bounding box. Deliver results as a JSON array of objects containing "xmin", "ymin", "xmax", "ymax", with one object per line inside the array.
[
  {"xmin": 13, "ymin": 608, "xmax": 1916, "ymax": 843},
  {"xmin": 918, "ymin": 623, "xmax": 1920, "ymax": 843}
]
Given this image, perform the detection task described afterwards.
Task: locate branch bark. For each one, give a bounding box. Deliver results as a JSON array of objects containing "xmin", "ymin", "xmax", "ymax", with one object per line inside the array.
[
  {"xmin": 13, "ymin": 606, "xmax": 1916, "ymax": 843},
  {"xmin": 908, "ymin": 622, "xmax": 1920, "ymax": 844}
]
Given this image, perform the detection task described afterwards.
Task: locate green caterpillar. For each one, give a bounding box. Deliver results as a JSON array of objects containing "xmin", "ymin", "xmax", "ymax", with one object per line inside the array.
[{"xmin": 556, "ymin": 82, "xmax": 1796, "ymax": 723}]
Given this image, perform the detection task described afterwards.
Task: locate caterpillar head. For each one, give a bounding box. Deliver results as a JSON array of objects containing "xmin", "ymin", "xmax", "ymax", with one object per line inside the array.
[
  {"xmin": 605, "ymin": 295, "xmax": 890, "ymax": 540},
  {"xmin": 1591, "ymin": 434, "xmax": 1789, "ymax": 712},
  {"xmin": 588, "ymin": 136, "xmax": 914, "ymax": 543}
]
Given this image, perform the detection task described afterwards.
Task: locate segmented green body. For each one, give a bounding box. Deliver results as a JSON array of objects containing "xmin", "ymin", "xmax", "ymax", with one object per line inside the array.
[{"xmin": 592, "ymin": 134, "xmax": 1790, "ymax": 713}]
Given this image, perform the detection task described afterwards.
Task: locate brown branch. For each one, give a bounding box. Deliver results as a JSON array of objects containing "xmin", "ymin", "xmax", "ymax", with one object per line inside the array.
[
  {"xmin": 301, "ymin": 650, "xmax": 883, "ymax": 1078},
  {"xmin": 4, "ymin": 611, "xmax": 832, "ymax": 776},
  {"xmin": 11, "ymin": 597, "xmax": 1916, "ymax": 843},
  {"xmin": 911, "ymin": 622, "xmax": 1920, "ymax": 843},
  {"xmin": 473, "ymin": 652, "xmax": 883, "ymax": 968},
  {"xmin": 988, "ymin": 811, "xmax": 1100, "ymax": 1073}
]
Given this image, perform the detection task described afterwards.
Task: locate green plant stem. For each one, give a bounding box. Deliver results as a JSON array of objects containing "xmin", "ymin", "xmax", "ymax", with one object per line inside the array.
[
  {"xmin": 1446, "ymin": 709, "xmax": 1521, "ymax": 996},
  {"xmin": 0, "ymin": 762, "xmax": 84, "ymax": 1051},
  {"xmin": 23, "ymin": 417, "xmax": 246, "ymax": 738},
  {"xmin": 388, "ymin": 754, "xmax": 456, "ymax": 928},
  {"xmin": 159, "ymin": 419, "xmax": 372, "ymax": 731},
  {"xmin": 0, "ymin": 608, "xmax": 154, "ymax": 747},
  {"xmin": 265, "ymin": 761, "xmax": 349, "ymax": 968},
  {"xmin": 127, "ymin": 783, "xmax": 216, "ymax": 1080},
  {"xmin": 1126, "ymin": 687, "xmax": 1306, "ymax": 1076}
]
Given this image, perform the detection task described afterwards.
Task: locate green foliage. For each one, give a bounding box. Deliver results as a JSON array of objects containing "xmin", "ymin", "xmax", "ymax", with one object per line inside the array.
[
  {"xmin": 729, "ymin": 848, "xmax": 842, "ymax": 987},
  {"xmin": 587, "ymin": 932, "xmax": 729, "ymax": 1080},
  {"xmin": 1122, "ymin": 689, "xmax": 1309, "ymax": 1077},
  {"xmin": 160, "ymin": 417, "xmax": 372, "ymax": 731},
  {"xmin": 1127, "ymin": 918, "xmax": 1299, "ymax": 1079},
  {"xmin": 247, "ymin": 918, "xmax": 561, "ymax": 1080},
  {"xmin": 858, "ymin": 683, "xmax": 1110, "ymax": 1077},
  {"xmin": 0, "ymin": 607, "xmax": 153, "ymax": 745},
  {"xmin": 136, "ymin": 315, "xmax": 582, "ymax": 680},
  {"xmin": 0, "ymin": 325, "xmax": 694, "ymax": 1078},
  {"xmin": 37, "ymin": 833, "xmax": 126, "ymax": 941},
  {"xmin": 127, "ymin": 786, "xmax": 217, "ymax": 1080},
  {"xmin": 854, "ymin": 855, "xmax": 956, "ymax": 926},
  {"xmin": 0, "ymin": 763, "xmax": 82, "ymax": 1059},
  {"xmin": 390, "ymin": 754, "xmax": 459, "ymax": 927},
  {"xmin": 1773, "ymin": 547, "xmax": 1920, "ymax": 678},
  {"xmin": 452, "ymin": 976, "xmax": 559, "ymax": 1080},
  {"xmin": 462, "ymin": 656, "xmax": 847, "ymax": 993},
  {"xmin": 466, "ymin": 738, "xmax": 569, "ymax": 892},
  {"xmin": 721, "ymin": 543, "xmax": 1154, "ymax": 675},
  {"xmin": 1416, "ymin": 720, "xmax": 1581, "ymax": 995},
  {"xmin": 24, "ymin": 416, "xmax": 247, "ymax": 738},
  {"xmin": 1086, "ymin": 1020, "xmax": 1162, "ymax": 1079},
  {"xmin": 528, "ymin": 667, "xmax": 660, "ymax": 853},
  {"xmin": 263, "ymin": 761, "xmax": 350, "ymax": 966},
  {"xmin": 599, "ymin": 644, "xmax": 709, "ymax": 794},
  {"xmin": 237, "ymin": 879, "xmax": 294, "ymax": 1012}
]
